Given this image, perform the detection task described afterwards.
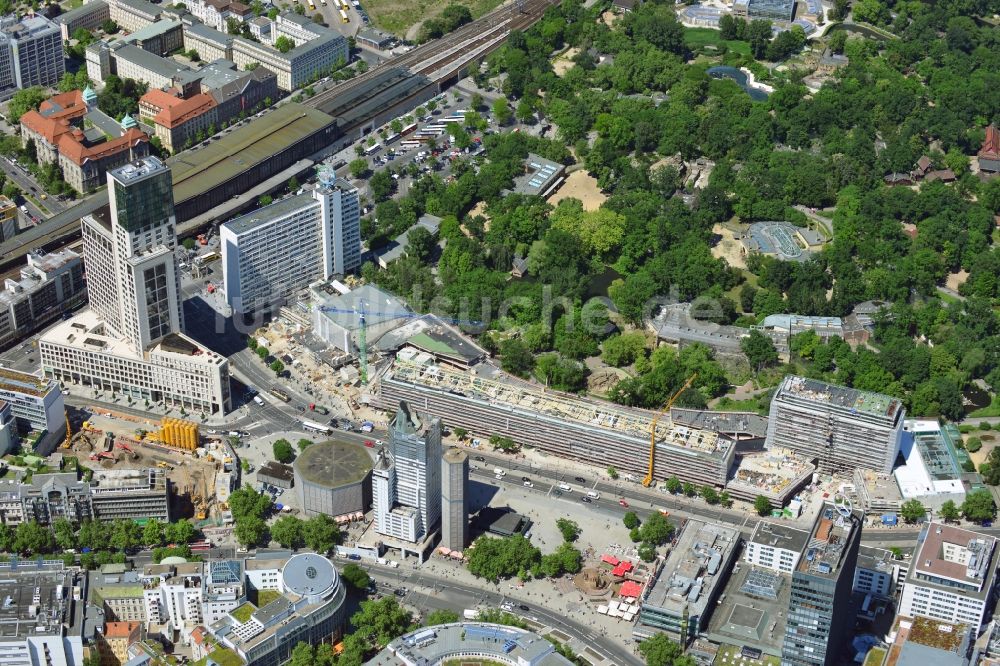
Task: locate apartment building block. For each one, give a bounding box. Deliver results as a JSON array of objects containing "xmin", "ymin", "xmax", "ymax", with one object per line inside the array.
[
  {"xmin": 766, "ymin": 375, "xmax": 905, "ymax": 473},
  {"xmin": 0, "ymin": 14, "xmax": 64, "ymax": 96},
  {"xmin": 899, "ymin": 522, "xmax": 998, "ymax": 629},
  {"xmin": 0, "ymin": 249, "xmax": 88, "ymax": 350},
  {"xmin": 221, "ymin": 178, "xmax": 360, "ymax": 313}
]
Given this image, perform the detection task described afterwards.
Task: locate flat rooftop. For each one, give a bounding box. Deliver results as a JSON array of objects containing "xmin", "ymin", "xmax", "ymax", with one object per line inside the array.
[
  {"xmin": 0, "ymin": 367, "xmax": 54, "ymax": 397},
  {"xmin": 729, "ymin": 448, "xmax": 815, "ymax": 497},
  {"xmin": 0, "ymin": 566, "xmax": 80, "ymax": 640},
  {"xmin": 293, "ymin": 440, "xmax": 373, "ymax": 487},
  {"xmin": 910, "ymin": 523, "xmax": 997, "ymax": 596},
  {"xmin": 223, "ymin": 191, "xmax": 314, "ymax": 235},
  {"xmin": 777, "ymin": 375, "xmax": 902, "ymax": 419},
  {"xmin": 706, "ymin": 563, "xmax": 791, "ymax": 656},
  {"xmin": 385, "ymin": 358, "xmax": 729, "ymax": 456},
  {"xmin": 313, "ymin": 67, "xmax": 427, "ymax": 128},
  {"xmin": 749, "ymin": 520, "xmax": 810, "ymax": 554},
  {"xmin": 798, "ymin": 502, "xmax": 860, "ymax": 579},
  {"xmin": 641, "ymin": 520, "xmax": 739, "ymax": 620},
  {"xmin": 313, "ymin": 283, "xmax": 411, "ymax": 333},
  {"xmin": 512, "ymin": 153, "xmax": 564, "ymax": 196},
  {"xmin": 40, "ymin": 308, "xmax": 225, "ymax": 365},
  {"xmin": 167, "ymin": 103, "xmax": 334, "ymax": 206},
  {"xmin": 670, "ymin": 408, "xmax": 768, "ymax": 438}
]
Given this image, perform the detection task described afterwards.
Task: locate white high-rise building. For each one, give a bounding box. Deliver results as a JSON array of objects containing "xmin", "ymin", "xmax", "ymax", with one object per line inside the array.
[
  {"xmin": 0, "ymin": 14, "xmax": 65, "ymax": 94},
  {"xmin": 899, "ymin": 522, "xmax": 998, "ymax": 629},
  {"xmin": 220, "ymin": 178, "xmax": 360, "ymax": 314},
  {"xmin": 372, "ymin": 402, "xmax": 441, "ymax": 545},
  {"xmin": 39, "ymin": 157, "xmax": 231, "ymax": 415}
]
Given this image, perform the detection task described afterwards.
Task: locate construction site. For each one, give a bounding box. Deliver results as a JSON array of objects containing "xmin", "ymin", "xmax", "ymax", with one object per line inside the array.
[
  {"xmin": 64, "ymin": 408, "xmax": 235, "ymax": 523},
  {"xmin": 373, "ymin": 357, "xmax": 737, "ymax": 488}
]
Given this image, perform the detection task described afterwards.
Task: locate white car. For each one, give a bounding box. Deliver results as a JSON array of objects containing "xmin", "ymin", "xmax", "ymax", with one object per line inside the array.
[
  {"xmin": 495, "ymin": 474, "xmax": 504, "ymax": 480},
  {"xmin": 375, "ymin": 439, "xmax": 383, "ymax": 446},
  {"xmin": 523, "ymin": 481, "xmax": 533, "ymax": 488},
  {"xmin": 558, "ymin": 483, "xmax": 572, "ymax": 492},
  {"xmin": 500, "ymin": 602, "xmax": 514, "ymax": 612}
]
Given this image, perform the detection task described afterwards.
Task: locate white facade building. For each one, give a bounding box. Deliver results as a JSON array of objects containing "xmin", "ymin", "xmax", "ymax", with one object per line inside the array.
[
  {"xmin": 221, "ymin": 179, "xmax": 360, "ymax": 314},
  {"xmin": 40, "ymin": 158, "xmax": 231, "ymax": 415},
  {"xmin": 899, "ymin": 522, "xmax": 998, "ymax": 629},
  {"xmin": 0, "ymin": 368, "xmax": 65, "ymax": 452},
  {"xmin": 372, "ymin": 402, "xmax": 442, "ymax": 544},
  {"xmin": 744, "ymin": 521, "xmax": 809, "ymax": 574}
]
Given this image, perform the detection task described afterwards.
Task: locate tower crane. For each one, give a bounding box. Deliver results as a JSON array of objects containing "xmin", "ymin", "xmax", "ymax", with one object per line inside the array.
[
  {"xmin": 643, "ymin": 373, "xmax": 697, "ymax": 488},
  {"xmin": 315, "ymin": 304, "xmax": 481, "ymax": 383}
]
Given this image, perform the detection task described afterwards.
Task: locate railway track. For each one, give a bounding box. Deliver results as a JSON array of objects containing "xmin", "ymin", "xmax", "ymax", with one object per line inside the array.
[{"xmin": 305, "ymin": 0, "xmax": 555, "ymax": 112}]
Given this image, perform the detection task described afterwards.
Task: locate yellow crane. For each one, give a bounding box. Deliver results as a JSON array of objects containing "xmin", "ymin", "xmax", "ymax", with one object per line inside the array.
[{"xmin": 643, "ymin": 373, "xmax": 697, "ymax": 487}]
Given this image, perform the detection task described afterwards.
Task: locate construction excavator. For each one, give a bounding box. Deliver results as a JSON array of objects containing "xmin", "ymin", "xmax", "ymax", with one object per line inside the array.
[{"xmin": 642, "ymin": 373, "xmax": 697, "ymax": 488}]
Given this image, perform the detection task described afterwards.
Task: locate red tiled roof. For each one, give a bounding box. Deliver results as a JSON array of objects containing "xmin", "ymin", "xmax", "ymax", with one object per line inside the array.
[
  {"xmin": 59, "ymin": 128, "xmax": 148, "ymax": 166},
  {"xmin": 20, "ymin": 90, "xmax": 88, "ymax": 144},
  {"xmin": 980, "ymin": 124, "xmax": 1000, "ymax": 159},
  {"xmin": 105, "ymin": 621, "xmax": 141, "ymax": 639},
  {"xmin": 139, "ymin": 88, "xmax": 183, "ymax": 113},
  {"xmin": 619, "ymin": 580, "xmax": 643, "ymax": 597},
  {"xmin": 601, "ymin": 554, "xmax": 620, "ymax": 566},
  {"xmin": 153, "ymin": 93, "xmax": 216, "ymax": 129},
  {"xmin": 191, "ymin": 626, "xmax": 208, "ymax": 645}
]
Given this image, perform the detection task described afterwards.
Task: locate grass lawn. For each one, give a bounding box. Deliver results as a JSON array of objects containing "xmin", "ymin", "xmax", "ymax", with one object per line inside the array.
[
  {"xmin": 364, "ymin": 0, "xmax": 505, "ymax": 36},
  {"xmin": 863, "ymin": 647, "xmax": 887, "ymax": 666},
  {"xmin": 970, "ymin": 395, "xmax": 1000, "ymax": 418},
  {"xmin": 684, "ymin": 28, "xmax": 752, "ymax": 57}
]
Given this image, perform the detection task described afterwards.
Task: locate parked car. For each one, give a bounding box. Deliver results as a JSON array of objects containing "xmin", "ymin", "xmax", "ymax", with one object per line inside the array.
[
  {"xmin": 581, "ymin": 497, "xmax": 592, "ymax": 503},
  {"xmin": 523, "ymin": 481, "xmax": 533, "ymax": 488},
  {"xmin": 574, "ymin": 476, "xmax": 586, "ymax": 483},
  {"xmin": 364, "ymin": 440, "xmax": 375, "ymax": 447},
  {"xmin": 619, "ymin": 499, "xmax": 629, "ymax": 508}
]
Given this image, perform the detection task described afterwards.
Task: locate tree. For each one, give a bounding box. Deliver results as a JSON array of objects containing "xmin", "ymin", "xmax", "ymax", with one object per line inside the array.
[
  {"xmin": 342, "ymin": 563, "xmax": 371, "ymax": 590},
  {"xmin": 274, "ymin": 35, "xmax": 295, "ymax": 53},
  {"xmin": 607, "ymin": 466, "xmax": 619, "ymax": 479},
  {"xmin": 638, "ymin": 542, "xmax": 657, "ymax": 563},
  {"xmin": 229, "ymin": 485, "xmax": 273, "ymax": 522},
  {"xmin": 15, "ymin": 521, "xmax": 54, "ymax": 554},
  {"xmin": 962, "ymin": 490, "xmax": 996, "ymax": 523},
  {"xmin": 350, "ymin": 596, "xmax": 415, "ymax": 650},
  {"xmin": 489, "ymin": 434, "xmax": 519, "ymax": 453},
  {"xmin": 900, "ymin": 499, "xmax": 926, "ymax": 524},
  {"xmin": 754, "ymin": 495, "xmax": 773, "ymax": 516},
  {"xmin": 235, "ymin": 515, "xmax": 268, "ymax": 546},
  {"xmin": 406, "ymin": 225, "xmax": 435, "ymax": 262},
  {"xmin": 273, "ymin": 439, "xmax": 295, "ymax": 463},
  {"xmin": 370, "ymin": 170, "xmax": 396, "ymax": 200},
  {"xmin": 701, "ymin": 485, "xmax": 720, "ymax": 505},
  {"xmin": 77, "ymin": 521, "xmax": 107, "ymax": 550},
  {"xmin": 741, "ymin": 330, "xmax": 779, "ymax": 370},
  {"xmin": 271, "ymin": 516, "xmax": 304, "ymax": 549},
  {"xmin": 623, "ymin": 512, "xmax": 640, "ymax": 529},
  {"xmin": 101, "ymin": 19, "xmax": 119, "ymax": 34},
  {"xmin": 109, "ymin": 519, "xmax": 142, "ymax": 551},
  {"xmin": 683, "ymin": 482, "xmax": 696, "ymax": 497},
  {"xmin": 638, "ymin": 633, "xmax": 695, "ymax": 666},
  {"xmin": 453, "ymin": 427, "xmax": 468, "ymax": 440},
  {"xmin": 499, "ymin": 337, "xmax": 534, "ymax": 377},
  {"xmin": 665, "ymin": 477, "xmax": 682, "ymax": 494},
  {"xmin": 637, "ymin": 512, "xmax": 674, "ymax": 546},
  {"xmin": 747, "ymin": 19, "xmax": 772, "ymax": 59},
  {"xmin": 492, "ymin": 97, "xmax": 511, "ymax": 125},
  {"xmin": 297, "ymin": 438, "xmax": 313, "ymax": 451},
  {"xmin": 556, "ymin": 518, "xmax": 580, "ymax": 542},
  {"xmin": 7, "ymin": 86, "xmax": 47, "ymax": 123},
  {"xmin": 258, "ymin": 194, "xmax": 272, "ymax": 207},
  {"xmin": 939, "ymin": 500, "xmax": 960, "ymax": 523},
  {"xmin": 257, "ymin": 346, "xmax": 269, "ymax": 360},
  {"xmin": 602, "ymin": 332, "xmax": 647, "ymax": 367},
  {"xmin": 424, "ymin": 609, "xmax": 460, "ymax": 625},
  {"xmin": 52, "ymin": 518, "xmax": 76, "ymax": 551},
  {"xmin": 966, "ymin": 437, "xmax": 982, "ymax": 453},
  {"xmin": 303, "ymin": 514, "xmax": 340, "ymax": 553},
  {"xmin": 349, "ymin": 158, "xmax": 369, "ymax": 179},
  {"xmin": 143, "ymin": 518, "xmax": 165, "ymax": 547},
  {"xmin": 288, "ymin": 643, "xmax": 315, "ymax": 666},
  {"xmin": 270, "ymin": 359, "xmax": 285, "ymax": 375},
  {"xmin": 540, "ymin": 542, "xmax": 582, "ymax": 577},
  {"xmin": 187, "ymin": 49, "xmax": 201, "ymax": 62},
  {"xmin": 164, "ymin": 519, "xmax": 196, "ymax": 545},
  {"xmin": 467, "ymin": 534, "xmax": 541, "ymax": 582},
  {"xmin": 287, "ymin": 176, "xmax": 299, "ymax": 192}
]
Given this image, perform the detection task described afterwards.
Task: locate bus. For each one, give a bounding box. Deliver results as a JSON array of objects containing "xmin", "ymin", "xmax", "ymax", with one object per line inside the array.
[
  {"xmin": 190, "ymin": 540, "xmax": 212, "ymax": 551},
  {"xmin": 196, "ymin": 251, "xmax": 220, "ymax": 264},
  {"xmin": 399, "ymin": 140, "xmax": 422, "ymax": 150},
  {"xmin": 302, "ymin": 420, "xmax": 332, "ymax": 435},
  {"xmin": 341, "ymin": 0, "xmax": 350, "ymax": 9},
  {"xmin": 307, "ymin": 0, "xmax": 315, "ymax": 8},
  {"xmin": 401, "ymin": 122, "xmax": 418, "ymax": 136},
  {"xmin": 270, "ymin": 387, "xmax": 290, "ymax": 402},
  {"xmin": 340, "ymin": 9, "xmax": 349, "ymax": 22},
  {"xmin": 364, "ymin": 142, "xmax": 381, "ymax": 155},
  {"xmin": 384, "ymin": 132, "xmax": 400, "ymax": 144}
]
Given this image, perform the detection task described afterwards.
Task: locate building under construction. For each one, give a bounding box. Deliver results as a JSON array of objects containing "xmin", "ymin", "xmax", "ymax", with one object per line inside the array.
[
  {"xmin": 766, "ymin": 376, "xmax": 905, "ymax": 474},
  {"xmin": 374, "ymin": 359, "xmax": 735, "ymax": 487}
]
